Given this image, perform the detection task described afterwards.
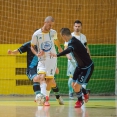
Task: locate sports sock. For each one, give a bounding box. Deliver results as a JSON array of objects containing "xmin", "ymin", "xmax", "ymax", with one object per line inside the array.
[
  {"xmin": 40, "ymin": 82, "xmax": 47, "ymax": 96},
  {"xmin": 82, "ymin": 87, "xmax": 87, "ymax": 95},
  {"xmin": 33, "ymin": 82, "xmax": 40, "ymax": 95},
  {"xmin": 52, "ymin": 86, "xmax": 60, "ymax": 99},
  {"xmin": 46, "ymin": 90, "xmax": 51, "ymax": 97},
  {"xmin": 76, "ymin": 90, "xmax": 83, "ymax": 101},
  {"xmin": 68, "ymin": 77, "xmax": 74, "ymax": 96}
]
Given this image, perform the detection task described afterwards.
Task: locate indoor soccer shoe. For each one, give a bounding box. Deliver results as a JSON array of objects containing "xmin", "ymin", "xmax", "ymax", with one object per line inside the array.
[
  {"xmin": 74, "ymin": 101, "xmax": 84, "ymax": 108},
  {"xmin": 56, "ymin": 96, "xmax": 64, "ymax": 105},
  {"xmin": 69, "ymin": 93, "xmax": 74, "ymax": 100},
  {"xmin": 84, "ymin": 93, "xmax": 89, "ymax": 103},
  {"xmin": 69, "ymin": 96, "xmax": 74, "ymax": 100},
  {"xmin": 44, "ymin": 101, "xmax": 50, "ymax": 106}
]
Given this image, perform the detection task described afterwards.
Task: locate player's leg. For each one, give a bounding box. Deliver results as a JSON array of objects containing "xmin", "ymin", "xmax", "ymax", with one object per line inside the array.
[
  {"xmin": 82, "ymin": 63, "xmax": 94, "ymax": 103},
  {"xmin": 26, "ymin": 68, "xmax": 40, "ymax": 95},
  {"xmin": 68, "ymin": 76, "xmax": 74, "ymax": 99},
  {"xmin": 50, "ymin": 78, "xmax": 64, "ymax": 105},
  {"xmin": 72, "ymin": 67, "xmax": 84, "ymax": 108},
  {"xmin": 37, "ymin": 61, "xmax": 47, "ymax": 97},
  {"xmin": 33, "ymin": 61, "xmax": 49, "ymax": 106},
  {"xmin": 67, "ymin": 60, "xmax": 76, "ymax": 99},
  {"xmin": 45, "ymin": 58, "xmax": 64, "ymax": 105},
  {"xmin": 82, "ymin": 84, "xmax": 91, "ymax": 103},
  {"xmin": 26, "ymin": 68, "xmax": 42, "ymax": 105},
  {"xmin": 73, "ymin": 82, "xmax": 83, "ymax": 108}
]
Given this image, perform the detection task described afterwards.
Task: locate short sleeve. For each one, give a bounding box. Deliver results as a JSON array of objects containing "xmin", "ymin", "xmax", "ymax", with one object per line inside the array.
[
  {"xmin": 53, "ymin": 32, "xmax": 57, "ymax": 40},
  {"xmin": 64, "ymin": 41, "xmax": 68, "ymax": 47},
  {"xmin": 18, "ymin": 42, "xmax": 29, "ymax": 53},
  {"xmin": 83, "ymin": 35, "xmax": 87, "ymax": 43},
  {"xmin": 31, "ymin": 34, "xmax": 38, "ymax": 46}
]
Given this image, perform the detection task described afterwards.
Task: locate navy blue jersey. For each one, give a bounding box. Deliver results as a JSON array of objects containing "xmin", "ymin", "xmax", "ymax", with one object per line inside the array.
[
  {"xmin": 57, "ymin": 37, "xmax": 93, "ymax": 68},
  {"xmin": 18, "ymin": 41, "xmax": 38, "ymax": 70}
]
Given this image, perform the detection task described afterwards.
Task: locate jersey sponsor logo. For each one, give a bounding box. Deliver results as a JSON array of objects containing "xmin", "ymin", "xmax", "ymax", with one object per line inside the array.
[
  {"xmin": 50, "ymin": 69, "xmax": 53, "ymax": 75},
  {"xmin": 41, "ymin": 41, "xmax": 52, "ymax": 52},
  {"xmin": 39, "ymin": 37, "xmax": 42, "ymax": 39}
]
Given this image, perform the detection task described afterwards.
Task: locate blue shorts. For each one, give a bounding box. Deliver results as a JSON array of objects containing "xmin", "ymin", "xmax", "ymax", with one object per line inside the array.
[
  {"xmin": 73, "ymin": 63, "xmax": 94, "ymax": 85},
  {"xmin": 26, "ymin": 67, "xmax": 37, "ymax": 80}
]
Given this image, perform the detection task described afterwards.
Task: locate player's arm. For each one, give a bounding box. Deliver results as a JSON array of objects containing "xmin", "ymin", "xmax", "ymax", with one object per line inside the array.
[
  {"xmin": 7, "ymin": 49, "xmax": 19, "ymax": 55},
  {"xmin": 84, "ymin": 41, "xmax": 91, "ymax": 57},
  {"xmin": 31, "ymin": 44, "xmax": 38, "ymax": 56},
  {"xmin": 57, "ymin": 47, "xmax": 73, "ymax": 57},
  {"xmin": 54, "ymin": 39, "xmax": 63, "ymax": 52},
  {"xmin": 64, "ymin": 42, "xmax": 72, "ymax": 60},
  {"xmin": 7, "ymin": 42, "xmax": 28, "ymax": 55},
  {"xmin": 53, "ymin": 32, "xmax": 63, "ymax": 52},
  {"xmin": 50, "ymin": 47, "xmax": 73, "ymax": 57},
  {"xmin": 86, "ymin": 45, "xmax": 91, "ymax": 57},
  {"xmin": 31, "ymin": 35, "xmax": 44, "ymax": 57},
  {"xmin": 84, "ymin": 36, "xmax": 91, "ymax": 57}
]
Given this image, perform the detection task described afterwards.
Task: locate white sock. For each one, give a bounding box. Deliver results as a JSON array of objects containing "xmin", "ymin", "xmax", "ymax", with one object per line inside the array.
[
  {"xmin": 40, "ymin": 82, "xmax": 47, "ymax": 96},
  {"xmin": 46, "ymin": 90, "xmax": 51, "ymax": 97}
]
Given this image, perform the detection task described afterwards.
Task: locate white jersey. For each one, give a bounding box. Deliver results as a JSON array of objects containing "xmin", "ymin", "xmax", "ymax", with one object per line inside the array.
[
  {"xmin": 67, "ymin": 55, "xmax": 76, "ymax": 77},
  {"xmin": 31, "ymin": 29, "xmax": 57, "ymax": 60},
  {"xmin": 71, "ymin": 32, "xmax": 87, "ymax": 46}
]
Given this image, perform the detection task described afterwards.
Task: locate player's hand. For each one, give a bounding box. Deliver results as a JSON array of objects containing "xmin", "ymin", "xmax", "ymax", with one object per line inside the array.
[
  {"xmin": 55, "ymin": 67, "xmax": 59, "ymax": 74},
  {"xmin": 49, "ymin": 52, "xmax": 57, "ymax": 57},
  {"xmin": 36, "ymin": 50, "xmax": 45, "ymax": 57},
  {"xmin": 7, "ymin": 49, "xmax": 12, "ymax": 54}
]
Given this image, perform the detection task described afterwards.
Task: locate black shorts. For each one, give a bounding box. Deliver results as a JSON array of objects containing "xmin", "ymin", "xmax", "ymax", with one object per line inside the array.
[
  {"xmin": 73, "ymin": 63, "xmax": 94, "ymax": 85},
  {"xmin": 26, "ymin": 67, "xmax": 37, "ymax": 80}
]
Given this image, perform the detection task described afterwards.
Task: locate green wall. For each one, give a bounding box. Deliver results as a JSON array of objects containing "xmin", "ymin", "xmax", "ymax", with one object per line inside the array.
[{"xmin": 54, "ymin": 45, "xmax": 115, "ymax": 95}]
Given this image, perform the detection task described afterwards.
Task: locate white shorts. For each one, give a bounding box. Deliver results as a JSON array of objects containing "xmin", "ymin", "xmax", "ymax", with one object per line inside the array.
[
  {"xmin": 37, "ymin": 58, "xmax": 57, "ymax": 78},
  {"xmin": 67, "ymin": 59, "xmax": 76, "ymax": 77}
]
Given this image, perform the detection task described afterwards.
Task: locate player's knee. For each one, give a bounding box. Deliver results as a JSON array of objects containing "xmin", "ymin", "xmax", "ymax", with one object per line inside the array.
[
  {"xmin": 33, "ymin": 75, "xmax": 40, "ymax": 82},
  {"xmin": 73, "ymin": 84, "xmax": 81, "ymax": 92},
  {"xmin": 39, "ymin": 74, "xmax": 45, "ymax": 81}
]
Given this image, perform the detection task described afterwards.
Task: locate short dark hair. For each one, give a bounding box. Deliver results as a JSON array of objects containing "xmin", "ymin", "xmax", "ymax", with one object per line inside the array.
[
  {"xmin": 74, "ymin": 20, "xmax": 82, "ymax": 26},
  {"xmin": 60, "ymin": 28, "xmax": 71, "ymax": 36}
]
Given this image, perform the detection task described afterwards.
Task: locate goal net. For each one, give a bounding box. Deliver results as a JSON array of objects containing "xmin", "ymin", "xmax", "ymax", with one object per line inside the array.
[{"xmin": 0, "ymin": 0, "xmax": 116, "ymax": 96}]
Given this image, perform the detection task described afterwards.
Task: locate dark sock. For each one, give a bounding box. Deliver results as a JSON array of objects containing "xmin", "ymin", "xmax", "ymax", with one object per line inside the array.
[
  {"xmin": 76, "ymin": 90, "xmax": 83, "ymax": 102},
  {"xmin": 33, "ymin": 82, "xmax": 40, "ymax": 95},
  {"xmin": 82, "ymin": 87, "xmax": 87, "ymax": 95},
  {"xmin": 52, "ymin": 86, "xmax": 60, "ymax": 99}
]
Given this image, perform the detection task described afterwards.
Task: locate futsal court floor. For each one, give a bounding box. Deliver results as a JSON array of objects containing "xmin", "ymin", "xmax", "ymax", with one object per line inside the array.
[{"xmin": 0, "ymin": 95, "xmax": 116, "ymax": 117}]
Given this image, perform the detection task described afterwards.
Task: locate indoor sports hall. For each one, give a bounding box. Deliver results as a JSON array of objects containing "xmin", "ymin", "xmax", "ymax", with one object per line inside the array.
[{"xmin": 0, "ymin": 0, "xmax": 116, "ymax": 117}]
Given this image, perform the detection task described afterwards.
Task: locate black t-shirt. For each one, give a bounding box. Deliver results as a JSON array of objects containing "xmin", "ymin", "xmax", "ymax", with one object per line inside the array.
[
  {"xmin": 18, "ymin": 41, "xmax": 38, "ymax": 70},
  {"xmin": 57, "ymin": 37, "xmax": 93, "ymax": 68}
]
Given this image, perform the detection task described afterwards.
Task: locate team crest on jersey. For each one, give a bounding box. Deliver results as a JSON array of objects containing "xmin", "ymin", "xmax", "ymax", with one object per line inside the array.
[{"xmin": 41, "ymin": 41, "xmax": 52, "ymax": 52}]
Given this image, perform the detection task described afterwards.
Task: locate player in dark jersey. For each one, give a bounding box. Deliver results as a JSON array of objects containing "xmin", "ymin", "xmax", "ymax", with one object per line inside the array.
[
  {"xmin": 8, "ymin": 41, "xmax": 64, "ymax": 106},
  {"xmin": 7, "ymin": 41, "xmax": 42, "ymax": 100},
  {"xmin": 50, "ymin": 28, "xmax": 94, "ymax": 108}
]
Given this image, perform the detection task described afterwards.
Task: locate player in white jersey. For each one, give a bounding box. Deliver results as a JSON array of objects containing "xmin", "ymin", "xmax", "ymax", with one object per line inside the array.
[
  {"xmin": 31, "ymin": 16, "xmax": 64, "ymax": 106},
  {"xmin": 65, "ymin": 20, "xmax": 91, "ymax": 101}
]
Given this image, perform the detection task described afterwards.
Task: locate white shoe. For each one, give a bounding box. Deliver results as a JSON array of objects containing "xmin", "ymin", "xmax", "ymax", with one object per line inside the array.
[
  {"xmin": 56, "ymin": 96, "xmax": 64, "ymax": 105},
  {"xmin": 69, "ymin": 96, "xmax": 74, "ymax": 100}
]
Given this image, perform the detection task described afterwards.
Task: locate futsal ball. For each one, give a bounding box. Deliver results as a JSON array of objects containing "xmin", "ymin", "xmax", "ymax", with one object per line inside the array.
[{"xmin": 35, "ymin": 93, "xmax": 46, "ymax": 105}]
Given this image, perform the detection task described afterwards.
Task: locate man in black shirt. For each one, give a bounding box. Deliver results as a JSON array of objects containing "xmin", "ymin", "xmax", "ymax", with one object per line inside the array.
[
  {"xmin": 7, "ymin": 41, "xmax": 42, "ymax": 102},
  {"xmin": 50, "ymin": 28, "xmax": 94, "ymax": 108}
]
